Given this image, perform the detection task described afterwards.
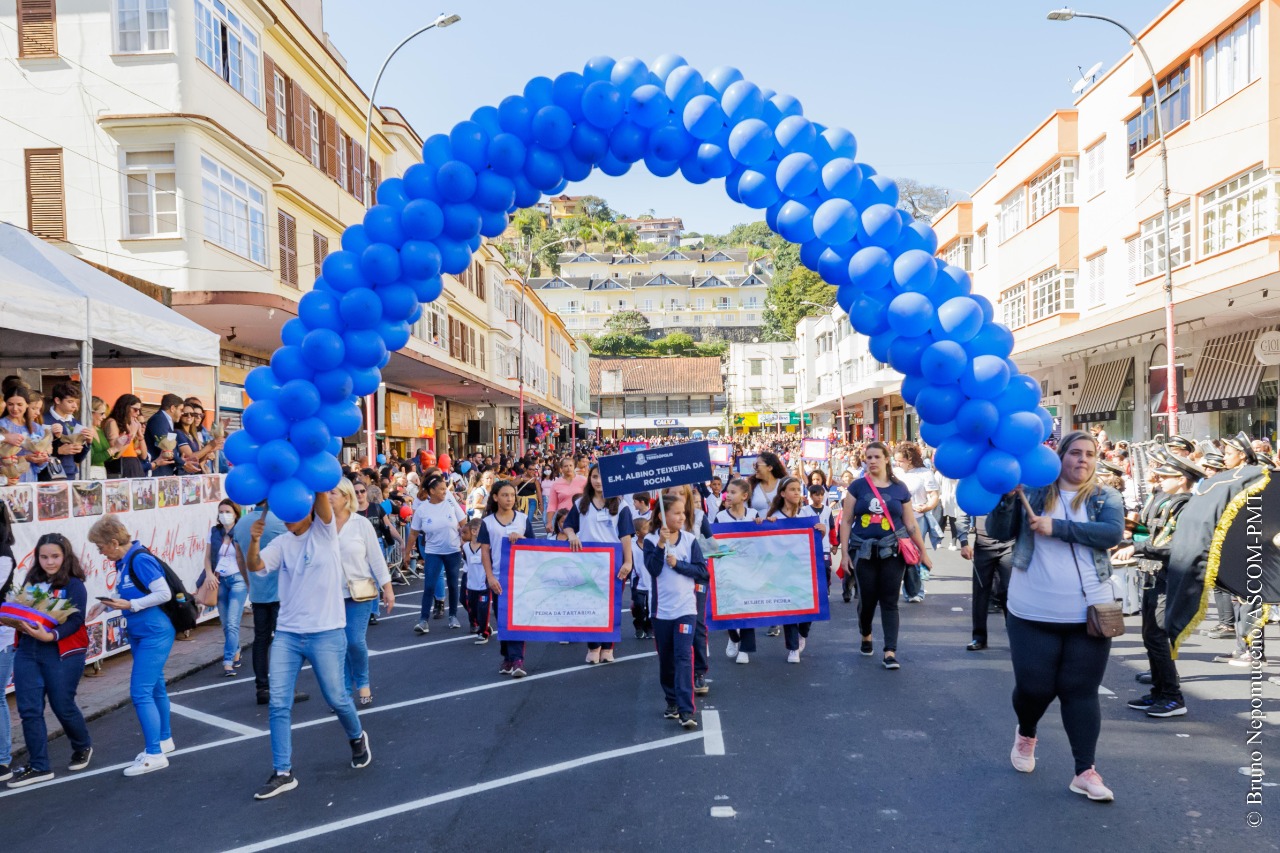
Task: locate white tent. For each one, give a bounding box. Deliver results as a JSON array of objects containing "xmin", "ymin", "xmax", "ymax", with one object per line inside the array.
[{"xmin": 0, "ymin": 222, "xmax": 219, "ymax": 368}]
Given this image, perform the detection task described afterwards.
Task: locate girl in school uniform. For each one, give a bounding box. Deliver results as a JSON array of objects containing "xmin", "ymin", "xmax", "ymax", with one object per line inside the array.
[
  {"xmin": 765, "ymin": 476, "xmax": 828, "ymax": 664},
  {"xmin": 643, "ymin": 494, "xmax": 707, "ymax": 730},
  {"xmin": 715, "ymin": 478, "xmax": 760, "ymax": 665},
  {"xmin": 562, "ymin": 463, "xmax": 635, "ymax": 664},
  {"xmin": 479, "ymin": 480, "xmax": 535, "ymax": 674},
  {"xmin": 460, "ymin": 519, "xmax": 487, "ymax": 640},
  {"xmin": 665, "ymin": 483, "xmax": 712, "ymax": 695}
]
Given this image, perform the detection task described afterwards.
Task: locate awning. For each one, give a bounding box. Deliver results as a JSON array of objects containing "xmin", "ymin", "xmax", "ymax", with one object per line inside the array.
[
  {"xmin": 1073, "ymin": 357, "xmax": 1133, "ymax": 424},
  {"xmin": 1185, "ymin": 326, "xmax": 1277, "ymax": 414}
]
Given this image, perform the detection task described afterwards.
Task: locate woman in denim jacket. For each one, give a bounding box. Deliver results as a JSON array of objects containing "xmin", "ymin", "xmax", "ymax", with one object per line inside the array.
[{"xmin": 986, "ymin": 430, "xmax": 1124, "ymax": 803}]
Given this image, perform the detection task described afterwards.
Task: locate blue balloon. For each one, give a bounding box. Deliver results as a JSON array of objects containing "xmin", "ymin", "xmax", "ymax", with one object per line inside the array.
[
  {"xmin": 378, "ymin": 320, "xmax": 411, "ymax": 351},
  {"xmin": 375, "ymin": 178, "xmax": 409, "ymax": 210},
  {"xmin": 560, "ymin": 149, "xmax": 592, "ymax": 182},
  {"xmin": 695, "ymin": 141, "xmax": 733, "ymax": 178},
  {"xmin": 848, "ymin": 246, "xmax": 893, "ymax": 291},
  {"xmin": 488, "ymin": 133, "xmax": 528, "ymax": 177},
  {"xmin": 978, "ymin": 450, "xmax": 1021, "ymax": 495},
  {"xmin": 966, "ymin": 322, "xmax": 1016, "ymax": 360},
  {"xmin": 820, "ymin": 127, "xmax": 857, "ymax": 160},
  {"xmin": 340, "ymin": 225, "xmax": 371, "ymax": 256},
  {"xmin": 820, "ymin": 158, "xmax": 862, "ymax": 201},
  {"xmin": 349, "ymin": 365, "xmax": 381, "ymax": 397},
  {"xmin": 244, "ymin": 366, "xmax": 281, "ymax": 402},
  {"xmin": 914, "ymin": 382, "xmax": 966, "ymax": 423},
  {"xmin": 436, "ymin": 161, "xmax": 477, "ymax": 203},
  {"xmin": 511, "ymin": 174, "xmax": 541, "ymax": 208},
  {"xmin": 268, "ymin": 478, "xmax": 314, "ymax": 523},
  {"xmin": 776, "ymin": 199, "xmax": 816, "ymax": 244},
  {"xmin": 524, "ymin": 146, "xmax": 565, "ymax": 189},
  {"xmin": 243, "ymin": 399, "xmax": 288, "ymax": 441},
  {"xmin": 314, "ymin": 368, "xmax": 353, "ymax": 403},
  {"xmin": 318, "ymin": 400, "xmax": 362, "ymax": 438},
  {"xmin": 628, "ymin": 84, "xmax": 671, "ymax": 129},
  {"xmin": 919, "ymin": 418, "xmax": 959, "ymax": 447},
  {"xmin": 377, "ymin": 283, "xmax": 418, "ymax": 323},
  {"xmin": 360, "ymin": 243, "xmax": 401, "ymax": 285},
  {"xmin": 449, "ymin": 121, "xmax": 489, "ymax": 172},
  {"xmin": 813, "ymin": 198, "xmax": 859, "ymax": 245},
  {"xmin": 582, "ymin": 81, "xmax": 625, "ymax": 129},
  {"xmin": 277, "ymin": 379, "xmax": 321, "ymax": 420},
  {"xmin": 532, "ymin": 105, "xmax": 573, "ymax": 149},
  {"xmin": 364, "ymin": 205, "xmax": 405, "ymax": 248},
  {"xmin": 850, "ymin": 292, "xmax": 890, "ymax": 336},
  {"xmin": 280, "ymin": 318, "xmax": 306, "ymax": 347},
  {"xmin": 442, "ymin": 202, "xmax": 482, "ymax": 242},
  {"xmin": 935, "ymin": 296, "xmax": 985, "ymax": 343},
  {"xmin": 258, "ymin": 438, "xmax": 301, "ymax": 482},
  {"xmin": 610, "ymin": 56, "xmax": 649, "ymax": 94},
  {"xmin": 223, "ymin": 429, "xmax": 261, "ymax": 466},
  {"xmin": 971, "ymin": 293, "xmax": 996, "ymax": 323},
  {"xmin": 886, "ymin": 292, "xmax": 934, "ymax": 338},
  {"xmin": 819, "ymin": 248, "xmax": 855, "ymax": 288},
  {"xmin": 470, "ymin": 105, "xmax": 502, "ymax": 138},
  {"xmin": 553, "ymin": 72, "xmax": 588, "ymax": 120},
  {"xmin": 343, "ymin": 329, "xmax": 386, "ymax": 369},
  {"xmin": 935, "ymin": 436, "xmax": 986, "ymax": 480},
  {"xmin": 993, "ymin": 374, "xmax": 1041, "ymax": 416},
  {"xmin": 868, "ymin": 330, "xmax": 897, "ymax": 364},
  {"xmin": 933, "ymin": 263, "xmax": 972, "ymax": 303},
  {"xmin": 570, "ymin": 122, "xmax": 610, "ymax": 164},
  {"xmin": 956, "ymin": 398, "xmax": 1000, "ymax": 441},
  {"xmin": 993, "ymin": 411, "xmax": 1046, "ymax": 456},
  {"xmin": 582, "ymin": 55, "xmax": 615, "ymax": 84},
  {"xmin": 226, "ymin": 463, "xmax": 269, "ymax": 506},
  {"xmin": 300, "ymin": 328, "xmax": 345, "ymax": 372},
  {"xmin": 960, "ymin": 355, "xmax": 1012, "ymax": 400},
  {"xmin": 737, "ymin": 166, "xmax": 780, "ymax": 209},
  {"xmin": 895, "ymin": 221, "xmax": 939, "ymax": 255},
  {"xmin": 859, "ymin": 204, "xmax": 903, "ymax": 249},
  {"xmin": 611, "ymin": 122, "xmax": 650, "ymax": 163},
  {"xmin": 683, "ymin": 94, "xmax": 725, "ymax": 140},
  {"xmin": 398, "ymin": 241, "xmax": 441, "ymax": 281},
  {"xmin": 1034, "ymin": 406, "xmax": 1056, "ymax": 442},
  {"xmin": 776, "ymin": 153, "xmax": 819, "ymax": 198},
  {"xmin": 727, "ymin": 118, "xmax": 774, "ymax": 166},
  {"xmin": 409, "ymin": 276, "xmax": 444, "ymax": 304},
  {"xmin": 296, "ymin": 451, "xmax": 342, "ymax": 494},
  {"xmin": 775, "ymin": 115, "xmax": 816, "ymax": 157},
  {"xmin": 900, "ymin": 373, "xmax": 929, "ymax": 406},
  {"xmin": 1019, "ymin": 444, "xmax": 1061, "ymax": 488},
  {"xmin": 893, "ymin": 250, "xmax": 937, "ymax": 293},
  {"xmin": 706, "ymin": 65, "xmax": 744, "ymax": 96},
  {"xmin": 665, "ymin": 65, "xmax": 705, "ymax": 108},
  {"xmin": 855, "ymin": 173, "xmax": 900, "ymax": 209},
  {"xmin": 321, "ymin": 251, "xmax": 364, "ymax": 292},
  {"xmin": 920, "ymin": 340, "xmax": 968, "ymax": 385},
  {"xmin": 271, "ymin": 346, "xmax": 313, "ymax": 382},
  {"xmin": 768, "ymin": 92, "xmax": 803, "ymax": 122},
  {"xmin": 401, "ymin": 199, "xmax": 444, "ymax": 242},
  {"xmin": 956, "ymin": 477, "xmax": 1001, "ymax": 515},
  {"xmin": 402, "ymin": 164, "xmax": 436, "ymax": 202},
  {"xmin": 888, "ymin": 333, "xmax": 931, "ymax": 375},
  {"xmin": 721, "ymin": 80, "xmax": 764, "ymax": 124},
  {"xmin": 422, "ymin": 133, "xmax": 452, "ymax": 167},
  {"xmin": 523, "ymin": 75, "xmax": 555, "ymax": 109},
  {"xmin": 473, "ymin": 172, "xmax": 516, "ymax": 213},
  {"xmin": 650, "ymin": 53, "xmax": 687, "ymax": 82},
  {"xmin": 643, "ymin": 150, "xmax": 680, "ymax": 178},
  {"xmin": 497, "ymin": 95, "xmax": 533, "ymax": 138},
  {"xmin": 799, "ymin": 238, "xmax": 826, "ymax": 272}
]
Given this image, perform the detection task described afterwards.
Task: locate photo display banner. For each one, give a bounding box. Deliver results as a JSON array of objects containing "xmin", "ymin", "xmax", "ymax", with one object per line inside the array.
[
  {"xmin": 2, "ymin": 475, "xmax": 224, "ymax": 665},
  {"xmin": 735, "ymin": 455, "xmax": 758, "ymax": 476},
  {"xmin": 801, "ymin": 439, "xmax": 831, "ymax": 460},
  {"xmin": 706, "ymin": 517, "xmax": 829, "ymax": 630},
  {"xmin": 620, "ymin": 440, "xmax": 649, "ymax": 453},
  {"xmin": 708, "ymin": 443, "xmax": 733, "ymax": 465},
  {"xmin": 597, "ymin": 440, "xmax": 712, "ymax": 499},
  {"xmin": 497, "ymin": 539, "xmax": 624, "ymax": 642}
]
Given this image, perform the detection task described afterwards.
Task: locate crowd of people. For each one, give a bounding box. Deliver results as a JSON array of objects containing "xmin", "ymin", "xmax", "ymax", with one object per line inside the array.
[{"xmin": 1, "ymin": 418, "xmax": 1275, "ymax": 804}]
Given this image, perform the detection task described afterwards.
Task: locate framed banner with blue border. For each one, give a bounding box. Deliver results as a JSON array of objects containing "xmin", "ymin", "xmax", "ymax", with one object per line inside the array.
[
  {"xmin": 497, "ymin": 539, "xmax": 624, "ymax": 642},
  {"xmin": 706, "ymin": 518, "xmax": 829, "ymax": 630}
]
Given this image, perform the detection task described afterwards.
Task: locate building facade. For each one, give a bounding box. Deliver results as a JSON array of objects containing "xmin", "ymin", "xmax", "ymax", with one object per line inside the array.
[
  {"xmin": 724, "ymin": 341, "xmax": 813, "ymax": 435},
  {"xmin": 618, "ymin": 215, "xmax": 684, "ymax": 246},
  {"xmin": 587, "ymin": 357, "xmax": 725, "ymax": 439}
]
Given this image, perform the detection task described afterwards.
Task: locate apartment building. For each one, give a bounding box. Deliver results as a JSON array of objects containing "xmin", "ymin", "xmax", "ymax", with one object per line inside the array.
[
  {"xmin": 617, "ymin": 215, "xmax": 684, "ymax": 246},
  {"xmin": 724, "ymin": 341, "xmax": 814, "ymax": 434},
  {"xmin": 587, "ymin": 357, "xmax": 725, "ymax": 439}
]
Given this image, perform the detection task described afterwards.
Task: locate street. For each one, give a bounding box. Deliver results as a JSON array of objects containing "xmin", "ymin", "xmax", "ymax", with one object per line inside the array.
[{"xmin": 1, "ymin": 548, "xmax": 1268, "ymax": 851}]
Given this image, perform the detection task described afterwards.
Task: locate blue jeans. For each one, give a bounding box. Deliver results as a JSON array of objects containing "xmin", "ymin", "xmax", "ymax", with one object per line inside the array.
[
  {"xmin": 0, "ymin": 646, "xmax": 12, "ymax": 765},
  {"xmin": 216, "ymin": 572, "xmax": 250, "ymax": 667},
  {"xmin": 13, "ymin": 641, "xmax": 91, "ymax": 772},
  {"xmin": 128, "ymin": 625, "xmax": 175, "ymax": 755},
  {"xmin": 419, "ymin": 550, "xmax": 461, "ymax": 618},
  {"xmin": 268, "ymin": 628, "xmax": 362, "ymax": 773},
  {"xmin": 343, "ymin": 598, "xmax": 375, "ymax": 693}
]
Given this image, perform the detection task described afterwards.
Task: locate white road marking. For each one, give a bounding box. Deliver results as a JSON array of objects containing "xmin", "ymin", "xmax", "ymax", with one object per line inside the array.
[
  {"xmin": 1098, "ymin": 686, "xmax": 1115, "ymax": 696},
  {"xmin": 222, "ymin": 731, "xmax": 704, "ymax": 853},
  {"xmin": 169, "ymin": 703, "xmax": 267, "ymax": 737},
  {"xmin": 710, "ymin": 806, "xmax": 736, "ymax": 818},
  {"xmin": 702, "ymin": 710, "xmax": 725, "ymax": 755}
]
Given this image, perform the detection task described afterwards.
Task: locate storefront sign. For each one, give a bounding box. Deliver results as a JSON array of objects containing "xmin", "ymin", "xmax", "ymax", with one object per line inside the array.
[
  {"xmin": 217, "ymin": 382, "xmax": 245, "ymax": 412},
  {"xmin": 387, "ymin": 391, "xmax": 435, "ymax": 439},
  {"xmin": 598, "ymin": 440, "xmax": 712, "ymax": 498},
  {"xmin": 1255, "ymin": 331, "xmax": 1280, "ymax": 366},
  {"xmin": 653, "ymin": 418, "xmax": 680, "ymax": 426}
]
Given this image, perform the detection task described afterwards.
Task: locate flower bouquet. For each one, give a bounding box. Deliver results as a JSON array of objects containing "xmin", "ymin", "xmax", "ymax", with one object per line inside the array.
[
  {"xmin": 23, "ymin": 432, "xmax": 53, "ymax": 456},
  {"xmin": 0, "ymin": 585, "xmax": 80, "ymax": 632},
  {"xmin": 0, "ymin": 454, "xmax": 30, "ymax": 481}
]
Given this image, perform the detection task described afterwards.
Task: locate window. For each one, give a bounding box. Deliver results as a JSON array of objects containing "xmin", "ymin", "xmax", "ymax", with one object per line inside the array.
[
  {"xmin": 998, "ymin": 189, "xmax": 1024, "ymax": 242},
  {"xmin": 941, "ymin": 236, "xmax": 972, "ymax": 272},
  {"xmin": 1203, "ymin": 9, "xmax": 1261, "ymax": 111},
  {"xmin": 976, "ymin": 227, "xmax": 988, "ymax": 267},
  {"xmin": 1126, "ymin": 62, "xmax": 1189, "ymax": 172},
  {"xmin": 646, "ymin": 398, "xmax": 667, "ymax": 417},
  {"xmin": 1085, "ymin": 252, "xmax": 1106, "ymax": 307},
  {"xmin": 715, "ymin": 297, "xmax": 730, "ymax": 309},
  {"xmin": 1202, "ymin": 166, "xmax": 1276, "ymax": 256},
  {"xmin": 24, "ymin": 148, "xmax": 65, "ymax": 240},
  {"xmin": 1140, "ymin": 202, "xmax": 1191, "ymax": 278},
  {"xmin": 277, "ymin": 211, "xmax": 297, "ymax": 287},
  {"xmin": 564, "ymin": 300, "xmax": 578, "ymax": 314},
  {"xmin": 642, "ymin": 299, "xmax": 653, "ymax": 310},
  {"xmin": 782, "ymin": 388, "xmax": 796, "ymax": 406},
  {"xmin": 122, "ymin": 150, "xmax": 177, "ymax": 238},
  {"xmin": 17, "ymin": 0, "xmax": 57, "ymax": 58},
  {"xmin": 116, "ymin": 0, "xmax": 168, "ymax": 52},
  {"xmin": 1084, "ymin": 141, "xmax": 1105, "ymax": 198},
  {"xmin": 744, "ymin": 297, "xmax": 759, "ymax": 309},
  {"xmin": 1001, "ymin": 283, "xmax": 1026, "ymax": 330},
  {"xmin": 782, "ymin": 357, "xmax": 795, "ymax": 374},
  {"xmin": 1029, "ymin": 158, "xmax": 1076, "ymax": 222},
  {"xmin": 750, "ymin": 389, "xmax": 763, "ymax": 407},
  {"xmin": 312, "ymin": 232, "xmax": 328, "ymax": 280},
  {"xmin": 589, "ymin": 300, "xmax": 601, "ymax": 313},
  {"xmin": 1029, "ymin": 267, "xmax": 1074, "ymax": 321},
  {"xmin": 308, "ymin": 106, "xmax": 322, "ymax": 169},
  {"xmin": 200, "ymin": 153, "xmax": 266, "ymax": 264},
  {"xmin": 336, "ymin": 133, "xmax": 349, "ymax": 191},
  {"xmin": 695, "ymin": 297, "xmax": 705, "ymax": 309},
  {"xmin": 195, "ymin": 0, "xmax": 261, "ymax": 107},
  {"xmin": 271, "ymin": 71, "xmax": 288, "ymax": 142},
  {"xmin": 750, "ymin": 359, "xmax": 763, "ymax": 376}
]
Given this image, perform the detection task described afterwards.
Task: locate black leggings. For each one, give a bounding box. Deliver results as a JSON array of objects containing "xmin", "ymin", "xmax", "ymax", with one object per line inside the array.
[
  {"xmin": 855, "ymin": 551, "xmax": 906, "ymax": 652},
  {"xmin": 1006, "ymin": 613, "xmax": 1111, "ymax": 775}
]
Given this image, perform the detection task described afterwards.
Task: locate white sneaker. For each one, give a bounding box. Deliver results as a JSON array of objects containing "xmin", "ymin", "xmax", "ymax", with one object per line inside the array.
[
  {"xmin": 787, "ymin": 650, "xmax": 800, "ymax": 664},
  {"xmin": 735, "ymin": 651, "xmax": 750, "ymax": 664},
  {"xmin": 948, "ymin": 543, "xmax": 958, "ymax": 551},
  {"xmin": 725, "ymin": 639, "xmax": 739, "ymax": 658},
  {"xmin": 798, "ymin": 637, "xmax": 807, "ymax": 653},
  {"xmin": 123, "ymin": 752, "xmax": 169, "ymax": 777},
  {"xmin": 159, "ymin": 738, "xmax": 176, "ymax": 755}
]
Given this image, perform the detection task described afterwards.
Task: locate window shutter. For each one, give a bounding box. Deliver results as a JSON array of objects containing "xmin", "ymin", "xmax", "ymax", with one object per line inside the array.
[
  {"xmin": 299, "ymin": 93, "xmax": 314, "ymax": 163},
  {"xmin": 278, "ymin": 210, "xmax": 297, "ymax": 287},
  {"xmin": 264, "ymin": 54, "xmax": 277, "ymax": 135},
  {"xmin": 312, "ymin": 231, "xmax": 329, "ymax": 280},
  {"xmin": 351, "ymin": 139, "xmax": 365, "ymax": 203},
  {"xmin": 25, "ymin": 148, "xmax": 65, "ymax": 240},
  {"xmin": 290, "ymin": 81, "xmax": 307, "ymax": 155},
  {"xmin": 369, "ymin": 157, "xmax": 382, "ymax": 196},
  {"xmin": 323, "ymin": 113, "xmax": 339, "ymax": 180},
  {"xmin": 17, "ymin": 0, "xmax": 57, "ymax": 58}
]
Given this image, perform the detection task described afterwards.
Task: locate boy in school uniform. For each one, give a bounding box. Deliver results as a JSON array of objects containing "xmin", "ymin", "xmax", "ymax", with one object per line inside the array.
[
  {"xmin": 808, "ymin": 484, "xmax": 834, "ymax": 588},
  {"xmin": 631, "ymin": 492, "xmax": 652, "ymax": 524},
  {"xmin": 460, "ymin": 520, "xmax": 488, "ymax": 640},
  {"xmin": 630, "ymin": 517, "xmax": 653, "ymax": 639}
]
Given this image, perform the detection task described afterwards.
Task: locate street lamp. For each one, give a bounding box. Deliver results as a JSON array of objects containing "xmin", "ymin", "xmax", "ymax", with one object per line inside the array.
[
  {"xmin": 517, "ymin": 235, "xmax": 574, "ymax": 458},
  {"xmin": 1047, "ymin": 7, "xmax": 1178, "ymax": 435},
  {"xmin": 360, "ymin": 12, "xmax": 461, "ymax": 466}
]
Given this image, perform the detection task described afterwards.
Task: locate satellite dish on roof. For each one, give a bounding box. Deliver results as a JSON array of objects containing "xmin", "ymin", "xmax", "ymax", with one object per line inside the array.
[{"xmin": 1072, "ymin": 61, "xmax": 1104, "ymax": 94}]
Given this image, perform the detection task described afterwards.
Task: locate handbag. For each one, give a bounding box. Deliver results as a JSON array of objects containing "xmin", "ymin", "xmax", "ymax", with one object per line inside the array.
[
  {"xmin": 864, "ymin": 478, "xmax": 921, "ymax": 565},
  {"xmin": 347, "ymin": 576, "xmax": 379, "ymax": 602},
  {"xmin": 1071, "ymin": 543, "xmax": 1126, "ymax": 638}
]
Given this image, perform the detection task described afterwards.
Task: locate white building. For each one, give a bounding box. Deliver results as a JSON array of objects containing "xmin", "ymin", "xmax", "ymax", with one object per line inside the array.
[{"xmin": 724, "ymin": 341, "xmax": 808, "ymax": 433}]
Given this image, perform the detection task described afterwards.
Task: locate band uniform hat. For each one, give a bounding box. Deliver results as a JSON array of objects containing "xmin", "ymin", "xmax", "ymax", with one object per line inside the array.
[
  {"xmin": 1201, "ymin": 451, "xmax": 1226, "ymax": 470},
  {"xmin": 1222, "ymin": 431, "xmax": 1258, "ymax": 466},
  {"xmin": 1146, "ymin": 445, "xmax": 1171, "ymax": 467},
  {"xmin": 1154, "ymin": 454, "xmax": 1206, "ymax": 482},
  {"xmin": 1097, "ymin": 459, "xmax": 1125, "ymax": 477},
  {"xmin": 1258, "ymin": 452, "xmax": 1277, "ymax": 469},
  {"xmin": 1165, "ymin": 435, "xmax": 1195, "ymax": 453}
]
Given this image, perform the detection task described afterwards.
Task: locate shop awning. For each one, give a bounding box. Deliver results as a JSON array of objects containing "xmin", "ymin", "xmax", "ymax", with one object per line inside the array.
[
  {"xmin": 1185, "ymin": 327, "xmax": 1277, "ymax": 414},
  {"xmin": 1073, "ymin": 357, "xmax": 1133, "ymax": 424}
]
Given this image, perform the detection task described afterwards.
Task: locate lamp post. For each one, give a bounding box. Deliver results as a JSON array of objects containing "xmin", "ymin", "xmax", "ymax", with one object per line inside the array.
[
  {"xmin": 1047, "ymin": 8, "xmax": 1178, "ymax": 435},
  {"xmin": 518, "ymin": 235, "xmax": 573, "ymax": 458},
  {"xmin": 360, "ymin": 12, "xmax": 460, "ymax": 466}
]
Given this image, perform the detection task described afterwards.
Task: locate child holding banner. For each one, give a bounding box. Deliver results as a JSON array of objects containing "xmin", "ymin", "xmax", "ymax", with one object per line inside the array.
[
  {"xmin": 562, "ymin": 464, "xmax": 634, "ymax": 665},
  {"xmin": 643, "ymin": 494, "xmax": 707, "ymax": 730},
  {"xmin": 716, "ymin": 479, "xmax": 760, "ymax": 665},
  {"xmin": 765, "ymin": 478, "xmax": 827, "ymax": 663},
  {"xmin": 478, "ymin": 481, "xmax": 535, "ymax": 675}
]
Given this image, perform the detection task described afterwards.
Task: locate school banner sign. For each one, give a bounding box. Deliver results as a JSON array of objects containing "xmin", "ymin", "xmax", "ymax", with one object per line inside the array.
[
  {"xmin": 597, "ymin": 440, "xmax": 712, "ymax": 499},
  {"xmin": 497, "ymin": 539, "xmax": 624, "ymax": 642},
  {"xmin": 706, "ymin": 518, "xmax": 829, "ymax": 630}
]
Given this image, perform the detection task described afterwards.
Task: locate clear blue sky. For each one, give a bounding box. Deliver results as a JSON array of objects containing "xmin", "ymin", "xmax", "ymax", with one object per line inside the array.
[{"xmin": 324, "ymin": 0, "xmax": 1171, "ymax": 234}]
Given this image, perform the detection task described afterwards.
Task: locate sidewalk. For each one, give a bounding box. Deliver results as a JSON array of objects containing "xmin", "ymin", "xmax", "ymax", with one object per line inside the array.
[{"xmin": 5, "ymin": 613, "xmax": 251, "ymax": 761}]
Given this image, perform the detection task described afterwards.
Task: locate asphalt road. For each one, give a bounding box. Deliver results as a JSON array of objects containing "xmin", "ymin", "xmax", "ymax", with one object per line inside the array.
[{"xmin": 1, "ymin": 549, "xmax": 1272, "ymax": 851}]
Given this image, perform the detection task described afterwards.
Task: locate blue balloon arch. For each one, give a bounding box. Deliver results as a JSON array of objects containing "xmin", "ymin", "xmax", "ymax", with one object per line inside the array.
[{"xmin": 224, "ymin": 54, "xmax": 1061, "ymax": 521}]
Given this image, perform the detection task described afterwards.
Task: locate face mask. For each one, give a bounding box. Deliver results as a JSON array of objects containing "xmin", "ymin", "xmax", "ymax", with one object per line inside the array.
[{"xmin": 219, "ymin": 511, "xmax": 235, "ymax": 527}]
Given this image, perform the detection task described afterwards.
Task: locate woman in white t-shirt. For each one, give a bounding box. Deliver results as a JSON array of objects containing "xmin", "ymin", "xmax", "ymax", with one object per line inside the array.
[
  {"xmin": 330, "ymin": 479, "xmax": 395, "ymax": 705},
  {"xmin": 985, "ymin": 431, "xmax": 1125, "ymax": 803},
  {"xmin": 407, "ymin": 473, "xmax": 467, "ymax": 634},
  {"xmin": 746, "ymin": 451, "xmax": 787, "ymax": 515}
]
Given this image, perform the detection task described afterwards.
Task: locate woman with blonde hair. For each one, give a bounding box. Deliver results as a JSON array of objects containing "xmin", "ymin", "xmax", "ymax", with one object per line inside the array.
[{"xmin": 330, "ymin": 478, "xmax": 395, "ymax": 704}]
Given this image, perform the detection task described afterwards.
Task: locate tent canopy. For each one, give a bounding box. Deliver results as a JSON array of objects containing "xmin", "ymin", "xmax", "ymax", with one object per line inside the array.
[{"xmin": 0, "ymin": 223, "xmax": 220, "ymax": 368}]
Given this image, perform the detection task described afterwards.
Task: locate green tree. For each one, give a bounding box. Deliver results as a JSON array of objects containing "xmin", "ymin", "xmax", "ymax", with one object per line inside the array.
[
  {"xmin": 761, "ymin": 267, "xmax": 835, "ymax": 341},
  {"xmin": 590, "ymin": 332, "xmax": 653, "ymax": 356},
  {"xmin": 579, "ymin": 195, "xmax": 615, "ymax": 223},
  {"xmin": 694, "ymin": 340, "xmax": 728, "ymax": 357},
  {"xmin": 653, "ymin": 332, "xmax": 697, "ymax": 356},
  {"xmin": 604, "ymin": 310, "xmax": 651, "ymax": 337}
]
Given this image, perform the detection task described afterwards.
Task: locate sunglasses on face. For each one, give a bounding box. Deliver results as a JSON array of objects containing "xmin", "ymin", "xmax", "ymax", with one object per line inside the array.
[
  {"xmin": 355, "ymin": 488, "xmax": 366, "ymax": 495},
  {"xmin": 130, "ymin": 406, "xmax": 142, "ymax": 412}
]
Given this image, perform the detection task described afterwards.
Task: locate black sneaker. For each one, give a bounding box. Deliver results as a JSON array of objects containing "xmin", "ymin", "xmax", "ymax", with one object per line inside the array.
[
  {"xmin": 679, "ymin": 712, "xmax": 698, "ymax": 730},
  {"xmin": 0, "ymin": 764, "xmax": 10, "ymax": 782},
  {"xmin": 350, "ymin": 732, "xmax": 372, "ymax": 769},
  {"xmin": 663, "ymin": 704, "xmax": 680, "ymax": 719},
  {"xmin": 693, "ymin": 674, "xmax": 709, "ymax": 696},
  {"xmin": 7, "ymin": 766, "xmax": 55, "ymax": 788},
  {"xmin": 635, "ymin": 629, "xmax": 645, "ymax": 639},
  {"xmin": 1146, "ymin": 698, "xmax": 1188, "ymax": 718},
  {"xmin": 859, "ymin": 640, "xmax": 873, "ymax": 656},
  {"xmin": 433, "ymin": 600, "xmax": 445, "ymax": 619},
  {"xmin": 68, "ymin": 748, "xmax": 93, "ymax": 771},
  {"xmin": 257, "ymin": 690, "xmax": 270, "ymax": 705},
  {"xmin": 1127, "ymin": 694, "xmax": 1157, "ymax": 710},
  {"xmin": 766, "ymin": 626, "xmax": 780, "ymax": 637},
  {"xmin": 254, "ymin": 772, "xmax": 298, "ymax": 800},
  {"xmin": 882, "ymin": 655, "xmax": 900, "ymax": 670}
]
